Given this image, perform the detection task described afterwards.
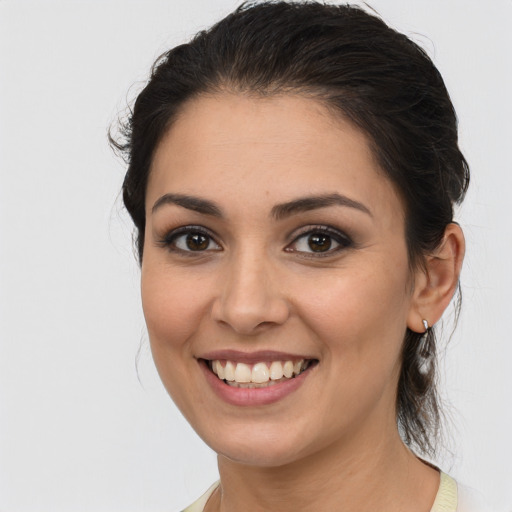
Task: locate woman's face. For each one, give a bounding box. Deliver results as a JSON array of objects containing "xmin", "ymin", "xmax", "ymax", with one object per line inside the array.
[{"xmin": 142, "ymin": 93, "xmax": 418, "ymax": 466}]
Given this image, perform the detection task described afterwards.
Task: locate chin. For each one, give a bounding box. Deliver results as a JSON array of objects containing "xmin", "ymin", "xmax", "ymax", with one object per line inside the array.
[
  {"xmin": 218, "ymin": 444, "xmax": 304, "ymax": 468},
  {"xmin": 199, "ymin": 422, "xmax": 315, "ymax": 468}
]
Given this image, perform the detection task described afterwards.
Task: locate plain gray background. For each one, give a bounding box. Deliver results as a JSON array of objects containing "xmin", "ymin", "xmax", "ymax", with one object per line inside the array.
[{"xmin": 1, "ymin": 1, "xmax": 511, "ymax": 510}]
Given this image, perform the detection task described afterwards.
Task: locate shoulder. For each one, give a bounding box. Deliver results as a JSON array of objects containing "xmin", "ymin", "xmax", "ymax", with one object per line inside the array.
[
  {"xmin": 181, "ymin": 482, "xmax": 219, "ymax": 512},
  {"xmin": 182, "ymin": 476, "xmax": 492, "ymax": 512},
  {"xmin": 432, "ymin": 473, "xmax": 491, "ymax": 512}
]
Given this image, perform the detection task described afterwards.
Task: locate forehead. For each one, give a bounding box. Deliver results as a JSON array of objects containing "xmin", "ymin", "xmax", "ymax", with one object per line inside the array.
[{"xmin": 147, "ymin": 93, "xmax": 404, "ymax": 224}]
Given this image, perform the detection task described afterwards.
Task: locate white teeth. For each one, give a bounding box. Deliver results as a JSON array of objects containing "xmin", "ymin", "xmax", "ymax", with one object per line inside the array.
[
  {"xmin": 224, "ymin": 361, "xmax": 235, "ymax": 382},
  {"xmin": 215, "ymin": 360, "xmax": 225, "ymax": 380},
  {"xmin": 283, "ymin": 360, "xmax": 294, "ymax": 378},
  {"xmin": 270, "ymin": 361, "xmax": 284, "ymax": 380},
  {"xmin": 234, "ymin": 362, "xmax": 252, "ymax": 383},
  {"xmin": 252, "ymin": 362, "xmax": 270, "ymax": 383},
  {"xmin": 210, "ymin": 359, "xmax": 310, "ymax": 385}
]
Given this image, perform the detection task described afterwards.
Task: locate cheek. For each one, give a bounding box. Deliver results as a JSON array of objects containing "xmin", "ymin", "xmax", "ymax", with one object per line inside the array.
[
  {"xmin": 293, "ymin": 258, "xmax": 411, "ymax": 367},
  {"xmin": 293, "ymin": 262, "xmax": 411, "ymax": 430},
  {"xmin": 141, "ymin": 263, "xmax": 211, "ymax": 353},
  {"xmin": 140, "ymin": 264, "xmax": 216, "ymax": 415}
]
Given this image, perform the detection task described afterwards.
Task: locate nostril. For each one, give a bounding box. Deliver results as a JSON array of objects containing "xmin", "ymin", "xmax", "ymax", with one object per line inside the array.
[
  {"xmin": 210, "ymin": 267, "xmax": 290, "ymax": 334},
  {"xmin": 211, "ymin": 296, "xmax": 290, "ymax": 335}
]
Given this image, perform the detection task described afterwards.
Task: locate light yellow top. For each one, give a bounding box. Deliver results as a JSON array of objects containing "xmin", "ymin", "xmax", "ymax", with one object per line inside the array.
[
  {"xmin": 182, "ymin": 472, "xmax": 459, "ymax": 512},
  {"xmin": 431, "ymin": 472, "xmax": 458, "ymax": 512}
]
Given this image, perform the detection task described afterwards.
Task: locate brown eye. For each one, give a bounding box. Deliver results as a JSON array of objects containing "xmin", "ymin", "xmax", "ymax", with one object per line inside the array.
[
  {"xmin": 286, "ymin": 226, "xmax": 352, "ymax": 256},
  {"xmin": 163, "ymin": 227, "xmax": 221, "ymax": 253},
  {"xmin": 186, "ymin": 232, "xmax": 209, "ymax": 251},
  {"xmin": 307, "ymin": 233, "xmax": 332, "ymax": 252}
]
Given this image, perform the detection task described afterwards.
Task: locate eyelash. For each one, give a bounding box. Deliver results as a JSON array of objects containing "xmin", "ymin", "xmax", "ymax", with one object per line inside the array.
[
  {"xmin": 286, "ymin": 225, "xmax": 353, "ymax": 257},
  {"xmin": 158, "ymin": 224, "xmax": 353, "ymax": 257},
  {"xmin": 158, "ymin": 225, "xmax": 221, "ymax": 256}
]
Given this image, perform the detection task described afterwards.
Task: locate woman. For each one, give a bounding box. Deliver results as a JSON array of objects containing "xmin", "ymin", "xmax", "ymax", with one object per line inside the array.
[{"xmin": 112, "ymin": 2, "xmax": 482, "ymax": 511}]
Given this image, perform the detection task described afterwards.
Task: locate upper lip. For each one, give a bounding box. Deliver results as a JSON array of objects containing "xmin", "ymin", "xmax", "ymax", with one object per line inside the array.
[{"xmin": 198, "ymin": 350, "xmax": 316, "ymax": 364}]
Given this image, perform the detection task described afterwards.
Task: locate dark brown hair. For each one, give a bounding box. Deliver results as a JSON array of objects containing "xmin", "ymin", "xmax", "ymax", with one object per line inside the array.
[{"xmin": 111, "ymin": 1, "xmax": 469, "ymax": 456}]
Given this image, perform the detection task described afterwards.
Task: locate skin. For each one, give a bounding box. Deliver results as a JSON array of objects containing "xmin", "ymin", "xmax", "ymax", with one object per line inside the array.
[{"xmin": 141, "ymin": 93, "xmax": 465, "ymax": 512}]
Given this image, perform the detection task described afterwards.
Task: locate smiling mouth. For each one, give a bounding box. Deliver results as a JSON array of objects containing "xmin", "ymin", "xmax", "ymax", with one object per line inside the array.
[{"xmin": 205, "ymin": 359, "xmax": 317, "ymax": 389}]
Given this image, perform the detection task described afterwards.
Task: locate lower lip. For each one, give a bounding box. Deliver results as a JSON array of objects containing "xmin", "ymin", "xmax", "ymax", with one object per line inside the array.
[{"xmin": 199, "ymin": 360, "xmax": 313, "ymax": 406}]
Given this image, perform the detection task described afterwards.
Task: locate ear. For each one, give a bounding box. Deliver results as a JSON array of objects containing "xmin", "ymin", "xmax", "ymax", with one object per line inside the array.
[{"xmin": 407, "ymin": 223, "xmax": 465, "ymax": 333}]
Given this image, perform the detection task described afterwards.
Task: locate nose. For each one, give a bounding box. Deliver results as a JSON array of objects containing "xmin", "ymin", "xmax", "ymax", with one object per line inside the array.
[{"xmin": 211, "ymin": 250, "xmax": 290, "ymax": 335}]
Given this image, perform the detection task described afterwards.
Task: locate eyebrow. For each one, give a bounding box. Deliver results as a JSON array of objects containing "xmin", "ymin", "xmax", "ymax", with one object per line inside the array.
[
  {"xmin": 271, "ymin": 193, "xmax": 372, "ymax": 220},
  {"xmin": 152, "ymin": 193, "xmax": 223, "ymax": 217},
  {"xmin": 151, "ymin": 192, "xmax": 372, "ymax": 219}
]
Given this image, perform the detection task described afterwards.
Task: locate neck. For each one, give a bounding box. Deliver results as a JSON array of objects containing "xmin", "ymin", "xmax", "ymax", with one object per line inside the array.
[{"xmin": 209, "ymin": 426, "xmax": 439, "ymax": 512}]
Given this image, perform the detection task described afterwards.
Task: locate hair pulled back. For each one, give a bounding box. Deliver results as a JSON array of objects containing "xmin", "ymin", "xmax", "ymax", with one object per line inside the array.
[{"xmin": 111, "ymin": 1, "xmax": 469, "ymax": 457}]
